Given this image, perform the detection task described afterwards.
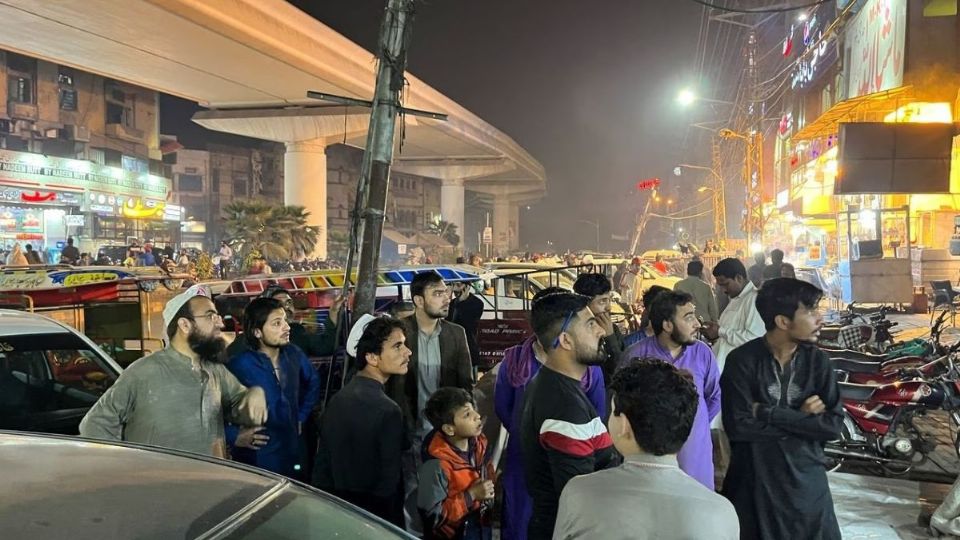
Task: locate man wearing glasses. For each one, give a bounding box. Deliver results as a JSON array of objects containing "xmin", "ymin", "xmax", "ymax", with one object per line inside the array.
[
  {"xmin": 518, "ymin": 291, "xmax": 618, "ymax": 540},
  {"xmin": 80, "ymin": 284, "xmax": 268, "ymax": 458}
]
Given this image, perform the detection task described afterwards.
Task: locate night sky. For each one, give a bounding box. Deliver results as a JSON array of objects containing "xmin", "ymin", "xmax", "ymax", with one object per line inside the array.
[{"xmin": 287, "ymin": 0, "xmax": 706, "ymax": 252}]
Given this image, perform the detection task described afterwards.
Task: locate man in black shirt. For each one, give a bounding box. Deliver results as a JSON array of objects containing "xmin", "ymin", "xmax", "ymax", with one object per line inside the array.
[
  {"xmin": 446, "ymin": 280, "xmax": 484, "ymax": 367},
  {"xmin": 573, "ymin": 272, "xmax": 626, "ymax": 385},
  {"xmin": 313, "ymin": 316, "xmax": 411, "ymax": 527},
  {"xmin": 61, "ymin": 236, "xmax": 80, "ymax": 264},
  {"xmin": 519, "ymin": 291, "xmax": 618, "ymax": 540},
  {"xmin": 721, "ymin": 278, "xmax": 842, "ymax": 540}
]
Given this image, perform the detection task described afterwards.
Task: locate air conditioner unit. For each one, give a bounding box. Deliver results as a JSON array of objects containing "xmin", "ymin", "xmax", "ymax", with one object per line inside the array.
[{"xmin": 44, "ymin": 128, "xmax": 58, "ymax": 138}]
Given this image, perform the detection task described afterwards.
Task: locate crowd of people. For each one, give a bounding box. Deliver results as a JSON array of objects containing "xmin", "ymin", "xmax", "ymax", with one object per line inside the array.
[{"xmin": 74, "ymin": 250, "xmax": 850, "ymax": 540}]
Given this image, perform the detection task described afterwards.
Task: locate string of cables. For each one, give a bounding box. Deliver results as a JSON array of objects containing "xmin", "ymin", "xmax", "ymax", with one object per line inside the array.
[{"xmin": 687, "ymin": 0, "xmax": 833, "ymax": 13}]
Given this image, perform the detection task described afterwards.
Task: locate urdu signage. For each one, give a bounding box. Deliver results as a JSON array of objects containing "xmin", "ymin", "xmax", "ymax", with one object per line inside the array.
[
  {"xmin": 0, "ymin": 149, "xmax": 170, "ymax": 199},
  {"xmin": 846, "ymin": 0, "xmax": 907, "ymax": 98}
]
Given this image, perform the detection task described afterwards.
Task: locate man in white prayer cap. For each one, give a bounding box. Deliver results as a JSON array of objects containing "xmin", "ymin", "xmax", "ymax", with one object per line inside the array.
[{"xmin": 312, "ymin": 314, "xmax": 412, "ymax": 527}]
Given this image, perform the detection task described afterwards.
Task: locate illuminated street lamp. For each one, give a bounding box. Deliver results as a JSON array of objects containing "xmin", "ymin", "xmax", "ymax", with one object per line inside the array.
[{"xmin": 677, "ymin": 89, "xmax": 696, "ymax": 107}]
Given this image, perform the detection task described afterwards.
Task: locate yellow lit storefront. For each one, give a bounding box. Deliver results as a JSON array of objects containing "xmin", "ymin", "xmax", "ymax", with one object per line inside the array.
[{"xmin": 775, "ymin": 98, "xmax": 960, "ymax": 262}]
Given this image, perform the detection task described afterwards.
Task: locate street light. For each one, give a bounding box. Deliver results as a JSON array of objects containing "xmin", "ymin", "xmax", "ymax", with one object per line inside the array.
[
  {"xmin": 697, "ymin": 186, "xmax": 710, "ymax": 193},
  {"xmin": 677, "ymin": 89, "xmax": 696, "ymax": 107},
  {"xmin": 578, "ymin": 219, "xmax": 600, "ymax": 252},
  {"xmin": 676, "ymin": 88, "xmax": 735, "ymax": 107}
]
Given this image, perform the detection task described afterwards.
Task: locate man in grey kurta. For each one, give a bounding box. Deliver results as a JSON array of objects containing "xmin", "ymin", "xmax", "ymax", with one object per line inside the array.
[
  {"xmin": 553, "ymin": 360, "xmax": 739, "ymax": 540},
  {"xmin": 80, "ymin": 285, "xmax": 267, "ymax": 458}
]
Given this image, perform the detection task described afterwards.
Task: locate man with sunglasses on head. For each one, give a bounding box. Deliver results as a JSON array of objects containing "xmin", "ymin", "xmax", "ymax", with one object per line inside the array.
[
  {"xmin": 80, "ymin": 284, "xmax": 268, "ymax": 458},
  {"xmin": 519, "ymin": 291, "xmax": 618, "ymax": 540}
]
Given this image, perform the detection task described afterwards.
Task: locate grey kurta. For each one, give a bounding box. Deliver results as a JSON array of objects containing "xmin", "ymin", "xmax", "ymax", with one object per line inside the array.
[
  {"xmin": 79, "ymin": 347, "xmax": 251, "ymax": 458},
  {"xmin": 553, "ymin": 454, "xmax": 740, "ymax": 540}
]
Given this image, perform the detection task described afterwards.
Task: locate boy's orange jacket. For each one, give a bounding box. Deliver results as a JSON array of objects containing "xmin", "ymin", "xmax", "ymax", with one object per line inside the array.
[{"xmin": 417, "ymin": 430, "xmax": 494, "ymax": 539}]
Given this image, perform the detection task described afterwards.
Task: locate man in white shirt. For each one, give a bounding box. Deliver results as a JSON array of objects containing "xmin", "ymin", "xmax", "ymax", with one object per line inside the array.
[
  {"xmin": 701, "ymin": 258, "xmax": 765, "ymax": 375},
  {"xmin": 699, "ymin": 257, "xmax": 766, "ymax": 484}
]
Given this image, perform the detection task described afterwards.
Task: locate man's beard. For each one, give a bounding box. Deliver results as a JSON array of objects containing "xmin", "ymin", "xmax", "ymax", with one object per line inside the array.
[
  {"xmin": 575, "ymin": 337, "xmax": 607, "ymax": 366},
  {"xmin": 188, "ymin": 329, "xmax": 227, "ymax": 363},
  {"xmin": 425, "ymin": 305, "xmax": 448, "ymax": 319},
  {"xmin": 670, "ymin": 327, "xmax": 697, "ymax": 346}
]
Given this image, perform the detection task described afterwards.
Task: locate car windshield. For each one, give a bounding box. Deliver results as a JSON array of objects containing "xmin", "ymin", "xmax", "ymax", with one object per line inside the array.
[
  {"xmin": 0, "ymin": 332, "xmax": 117, "ymax": 433},
  {"xmin": 223, "ymin": 485, "xmax": 409, "ymax": 539}
]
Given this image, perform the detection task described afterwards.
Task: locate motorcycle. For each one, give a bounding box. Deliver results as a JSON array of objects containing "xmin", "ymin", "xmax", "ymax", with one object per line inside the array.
[
  {"xmin": 826, "ymin": 311, "xmax": 952, "ymax": 380},
  {"xmin": 824, "ymin": 353, "xmax": 960, "ymax": 475}
]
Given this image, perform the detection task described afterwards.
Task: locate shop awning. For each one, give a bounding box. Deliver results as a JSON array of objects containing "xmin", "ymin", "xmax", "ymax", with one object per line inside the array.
[{"xmin": 792, "ymin": 86, "xmax": 915, "ymax": 141}]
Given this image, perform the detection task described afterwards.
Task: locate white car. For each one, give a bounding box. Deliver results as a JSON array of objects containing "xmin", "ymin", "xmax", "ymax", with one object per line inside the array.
[{"xmin": 0, "ymin": 309, "xmax": 122, "ymax": 434}]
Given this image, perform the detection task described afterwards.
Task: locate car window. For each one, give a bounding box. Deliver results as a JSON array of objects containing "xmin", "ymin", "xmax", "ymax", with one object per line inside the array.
[
  {"xmin": 223, "ymin": 485, "xmax": 409, "ymax": 539},
  {"xmin": 0, "ymin": 332, "xmax": 117, "ymax": 433}
]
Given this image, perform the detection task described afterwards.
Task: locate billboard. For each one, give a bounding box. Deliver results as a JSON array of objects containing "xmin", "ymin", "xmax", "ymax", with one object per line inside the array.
[{"xmin": 846, "ymin": 0, "xmax": 907, "ymax": 98}]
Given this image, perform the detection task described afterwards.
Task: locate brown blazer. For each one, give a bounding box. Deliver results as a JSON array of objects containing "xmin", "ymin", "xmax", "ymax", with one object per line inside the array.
[{"xmin": 387, "ymin": 316, "xmax": 474, "ymax": 431}]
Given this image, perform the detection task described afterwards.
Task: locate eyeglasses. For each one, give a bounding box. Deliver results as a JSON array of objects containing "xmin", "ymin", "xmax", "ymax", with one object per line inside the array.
[
  {"xmin": 553, "ymin": 311, "xmax": 576, "ymax": 349},
  {"xmin": 189, "ymin": 312, "xmax": 223, "ymax": 324}
]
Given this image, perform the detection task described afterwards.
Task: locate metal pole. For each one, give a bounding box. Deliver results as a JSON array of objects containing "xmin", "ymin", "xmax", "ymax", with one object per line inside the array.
[{"xmin": 353, "ymin": 0, "xmax": 417, "ymax": 316}]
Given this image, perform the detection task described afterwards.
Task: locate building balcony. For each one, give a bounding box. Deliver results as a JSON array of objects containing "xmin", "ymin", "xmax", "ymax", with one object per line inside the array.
[{"xmin": 106, "ymin": 122, "xmax": 144, "ymax": 143}]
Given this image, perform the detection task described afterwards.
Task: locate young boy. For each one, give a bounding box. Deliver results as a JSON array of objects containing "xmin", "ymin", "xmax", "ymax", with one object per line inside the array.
[{"xmin": 418, "ymin": 387, "xmax": 495, "ymax": 540}]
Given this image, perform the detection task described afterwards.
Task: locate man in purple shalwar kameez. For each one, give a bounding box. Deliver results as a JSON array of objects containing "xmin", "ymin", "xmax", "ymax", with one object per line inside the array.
[
  {"xmin": 621, "ymin": 290, "xmax": 721, "ymax": 489},
  {"xmin": 494, "ymin": 335, "xmax": 607, "ymax": 540}
]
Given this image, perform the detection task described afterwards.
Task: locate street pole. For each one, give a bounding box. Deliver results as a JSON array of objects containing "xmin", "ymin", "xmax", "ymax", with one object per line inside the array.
[{"xmin": 353, "ymin": 0, "xmax": 417, "ymax": 316}]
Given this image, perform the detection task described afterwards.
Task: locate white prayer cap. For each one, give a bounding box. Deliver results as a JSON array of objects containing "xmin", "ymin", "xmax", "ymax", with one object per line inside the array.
[
  {"xmin": 162, "ymin": 284, "xmax": 212, "ymax": 328},
  {"xmin": 345, "ymin": 313, "xmax": 377, "ymax": 357}
]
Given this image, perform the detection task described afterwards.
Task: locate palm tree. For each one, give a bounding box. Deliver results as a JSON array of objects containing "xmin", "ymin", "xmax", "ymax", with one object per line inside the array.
[
  {"xmin": 222, "ymin": 201, "xmax": 320, "ymax": 261},
  {"xmin": 427, "ymin": 219, "xmax": 460, "ymax": 246}
]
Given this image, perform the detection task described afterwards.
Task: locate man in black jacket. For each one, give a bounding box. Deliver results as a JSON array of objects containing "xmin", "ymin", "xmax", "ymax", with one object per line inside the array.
[
  {"xmin": 721, "ymin": 278, "xmax": 842, "ymax": 540},
  {"xmin": 446, "ymin": 280, "xmax": 484, "ymax": 367},
  {"xmin": 314, "ymin": 316, "xmax": 410, "ymax": 527}
]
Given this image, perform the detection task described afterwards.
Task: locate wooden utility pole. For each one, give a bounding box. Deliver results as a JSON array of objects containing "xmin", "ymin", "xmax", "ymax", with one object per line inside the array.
[{"xmin": 352, "ymin": 0, "xmax": 417, "ymax": 316}]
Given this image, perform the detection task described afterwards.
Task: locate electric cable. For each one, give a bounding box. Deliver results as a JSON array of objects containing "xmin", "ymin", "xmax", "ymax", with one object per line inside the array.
[{"xmin": 688, "ymin": 0, "xmax": 833, "ymax": 14}]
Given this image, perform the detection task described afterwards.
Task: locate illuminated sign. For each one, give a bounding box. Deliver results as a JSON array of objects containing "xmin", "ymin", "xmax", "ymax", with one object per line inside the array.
[
  {"xmin": 636, "ymin": 178, "xmax": 661, "ymax": 191},
  {"xmin": 846, "ymin": 0, "xmax": 907, "ymax": 98},
  {"xmin": 0, "ymin": 149, "xmax": 170, "ymax": 199},
  {"xmin": 0, "ymin": 187, "xmax": 82, "ymax": 206},
  {"xmin": 789, "ymin": 14, "xmax": 832, "ymax": 89}
]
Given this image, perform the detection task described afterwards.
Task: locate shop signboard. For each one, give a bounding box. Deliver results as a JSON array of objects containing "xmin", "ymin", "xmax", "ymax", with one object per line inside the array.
[
  {"xmin": 0, "ymin": 149, "xmax": 170, "ymax": 199},
  {"xmin": 0, "ymin": 186, "xmax": 82, "ymax": 207},
  {"xmin": 846, "ymin": 0, "xmax": 907, "ymax": 99},
  {"xmin": 0, "ymin": 206, "xmax": 44, "ymax": 233}
]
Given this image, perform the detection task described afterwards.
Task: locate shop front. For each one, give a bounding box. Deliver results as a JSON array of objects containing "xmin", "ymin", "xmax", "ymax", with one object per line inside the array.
[{"xmin": 0, "ymin": 148, "xmax": 172, "ymax": 260}]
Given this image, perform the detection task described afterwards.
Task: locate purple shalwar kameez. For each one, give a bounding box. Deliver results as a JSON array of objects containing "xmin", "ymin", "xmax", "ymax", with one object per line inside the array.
[
  {"xmin": 622, "ymin": 336, "xmax": 721, "ymax": 489},
  {"xmin": 493, "ymin": 336, "xmax": 607, "ymax": 540}
]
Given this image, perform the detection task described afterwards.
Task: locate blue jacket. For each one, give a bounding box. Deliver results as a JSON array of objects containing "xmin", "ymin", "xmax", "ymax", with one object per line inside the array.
[{"xmin": 226, "ymin": 344, "xmax": 321, "ymax": 476}]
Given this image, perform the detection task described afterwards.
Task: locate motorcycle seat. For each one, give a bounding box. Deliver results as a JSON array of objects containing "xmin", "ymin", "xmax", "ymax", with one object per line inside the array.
[
  {"xmin": 838, "ymin": 382, "xmax": 876, "ymax": 402},
  {"xmin": 831, "ymin": 358, "xmax": 881, "ymax": 374},
  {"xmin": 820, "ymin": 347, "xmax": 886, "ymax": 362}
]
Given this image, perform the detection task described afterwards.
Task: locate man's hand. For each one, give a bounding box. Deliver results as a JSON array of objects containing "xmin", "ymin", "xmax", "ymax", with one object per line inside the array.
[
  {"xmin": 594, "ymin": 310, "xmax": 615, "ymax": 337},
  {"xmin": 701, "ymin": 321, "xmax": 720, "ymax": 340},
  {"xmin": 467, "ymin": 479, "xmax": 495, "ymax": 501},
  {"xmin": 239, "ymin": 386, "xmax": 268, "ymax": 425},
  {"xmin": 328, "ymin": 294, "xmax": 349, "ymax": 328},
  {"xmin": 235, "ymin": 426, "xmax": 269, "ymax": 450},
  {"xmin": 800, "ymin": 395, "xmax": 826, "ymax": 415}
]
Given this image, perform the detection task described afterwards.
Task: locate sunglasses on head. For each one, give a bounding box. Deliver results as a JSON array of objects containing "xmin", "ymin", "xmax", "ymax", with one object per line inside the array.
[{"xmin": 553, "ymin": 311, "xmax": 576, "ymax": 349}]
